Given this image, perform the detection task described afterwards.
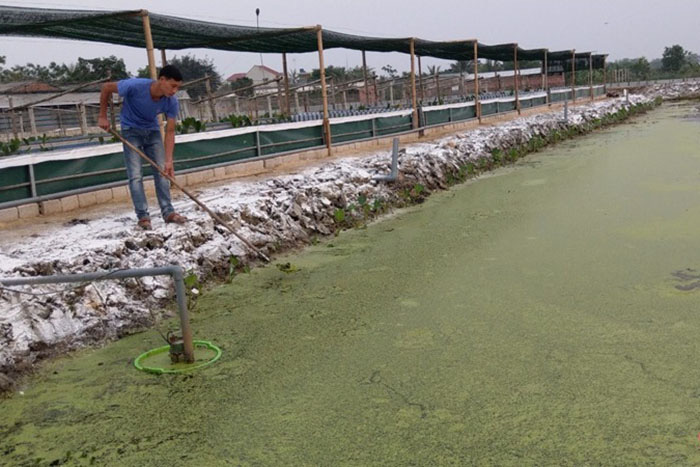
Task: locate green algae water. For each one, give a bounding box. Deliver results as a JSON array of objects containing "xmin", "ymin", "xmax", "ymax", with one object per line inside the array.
[{"xmin": 4, "ymin": 103, "xmax": 700, "ymax": 465}]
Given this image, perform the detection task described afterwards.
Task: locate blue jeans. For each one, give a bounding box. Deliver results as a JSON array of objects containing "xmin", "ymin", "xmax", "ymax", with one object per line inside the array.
[{"xmin": 122, "ymin": 128, "xmax": 174, "ymax": 221}]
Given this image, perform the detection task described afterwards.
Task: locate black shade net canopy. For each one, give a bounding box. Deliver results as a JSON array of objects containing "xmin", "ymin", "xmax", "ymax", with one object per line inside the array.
[{"xmin": 0, "ymin": 5, "xmax": 606, "ymax": 68}]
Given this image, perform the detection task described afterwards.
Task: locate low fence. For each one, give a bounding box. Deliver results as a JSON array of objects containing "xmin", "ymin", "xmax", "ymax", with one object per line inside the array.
[{"xmin": 0, "ymin": 85, "xmax": 605, "ymax": 208}]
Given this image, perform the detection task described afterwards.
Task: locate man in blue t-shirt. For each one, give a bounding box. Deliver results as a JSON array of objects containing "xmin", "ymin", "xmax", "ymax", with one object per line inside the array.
[{"xmin": 98, "ymin": 65, "xmax": 187, "ymax": 230}]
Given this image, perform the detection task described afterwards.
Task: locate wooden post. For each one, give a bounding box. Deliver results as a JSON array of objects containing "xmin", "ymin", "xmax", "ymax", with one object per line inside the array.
[
  {"xmin": 410, "ymin": 38, "xmax": 419, "ymax": 129},
  {"xmin": 57, "ymin": 107, "xmax": 66, "ymax": 136},
  {"xmin": 8, "ymin": 97, "xmax": 17, "ymax": 139},
  {"xmin": 267, "ymin": 95, "xmax": 273, "ymax": 116},
  {"xmin": 234, "ymin": 96, "xmax": 240, "ymax": 114},
  {"xmin": 435, "ymin": 72, "xmax": 441, "ymax": 102},
  {"xmin": 474, "ymin": 41, "xmax": 481, "ymax": 123},
  {"xmin": 276, "ymin": 80, "xmax": 283, "ymax": 116},
  {"xmin": 79, "ymin": 103, "xmax": 88, "ymax": 135},
  {"xmin": 295, "ymin": 91, "xmax": 301, "ymax": 113},
  {"xmin": 160, "ymin": 49, "xmax": 167, "ymax": 67},
  {"xmin": 362, "ymin": 50, "xmax": 370, "ymax": 106},
  {"xmin": 372, "ymin": 77, "xmax": 378, "ymax": 105},
  {"xmin": 316, "ymin": 26, "xmax": 332, "ymax": 156},
  {"xmin": 544, "ymin": 50, "xmax": 550, "ymax": 106},
  {"xmin": 589, "ymin": 53, "xmax": 593, "ymax": 100},
  {"xmin": 418, "ymin": 55, "xmax": 425, "ymax": 101},
  {"xmin": 141, "ymin": 11, "xmax": 165, "ymax": 140},
  {"xmin": 514, "ymin": 45, "xmax": 520, "ymax": 114},
  {"xmin": 389, "ymin": 80, "xmax": 394, "ymax": 106},
  {"xmin": 342, "ymin": 90, "xmax": 348, "ymax": 109},
  {"xmin": 603, "ymin": 56, "xmax": 607, "ymax": 93},
  {"xmin": 329, "ymin": 76, "xmax": 337, "ymax": 109},
  {"xmin": 571, "ymin": 50, "xmax": 576, "ymax": 103},
  {"xmin": 28, "ymin": 107, "xmax": 37, "ymax": 137},
  {"xmin": 204, "ymin": 75, "xmax": 218, "ymax": 122},
  {"xmin": 282, "ymin": 52, "xmax": 291, "ymax": 115}
]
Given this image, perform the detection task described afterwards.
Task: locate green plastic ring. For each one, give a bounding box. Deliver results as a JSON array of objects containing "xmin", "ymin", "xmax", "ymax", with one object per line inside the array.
[{"xmin": 134, "ymin": 340, "xmax": 222, "ymax": 374}]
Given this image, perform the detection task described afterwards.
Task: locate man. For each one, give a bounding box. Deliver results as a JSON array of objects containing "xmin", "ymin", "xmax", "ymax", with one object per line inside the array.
[{"xmin": 98, "ymin": 65, "xmax": 187, "ymax": 230}]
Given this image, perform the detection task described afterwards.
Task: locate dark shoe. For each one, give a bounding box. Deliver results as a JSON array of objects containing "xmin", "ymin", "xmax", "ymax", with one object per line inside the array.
[
  {"xmin": 137, "ymin": 218, "xmax": 152, "ymax": 230},
  {"xmin": 165, "ymin": 212, "xmax": 187, "ymax": 225}
]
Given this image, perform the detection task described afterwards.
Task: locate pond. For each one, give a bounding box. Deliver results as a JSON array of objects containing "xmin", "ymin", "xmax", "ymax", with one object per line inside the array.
[{"xmin": 3, "ymin": 102, "xmax": 700, "ymax": 465}]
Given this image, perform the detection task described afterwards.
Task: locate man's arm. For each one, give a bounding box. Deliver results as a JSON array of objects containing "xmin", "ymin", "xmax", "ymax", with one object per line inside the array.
[
  {"xmin": 98, "ymin": 82, "xmax": 119, "ymax": 131},
  {"xmin": 164, "ymin": 117, "xmax": 177, "ymax": 177}
]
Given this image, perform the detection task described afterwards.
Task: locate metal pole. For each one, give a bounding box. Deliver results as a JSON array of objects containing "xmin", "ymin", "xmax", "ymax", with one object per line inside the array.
[
  {"xmin": 514, "ymin": 45, "xmax": 520, "ymax": 114},
  {"xmin": 474, "ymin": 41, "xmax": 481, "ymax": 123},
  {"xmin": 316, "ymin": 26, "xmax": 332, "ymax": 156},
  {"xmin": 410, "ymin": 38, "xmax": 419, "ymax": 129},
  {"xmin": 0, "ymin": 266, "xmax": 195, "ymax": 364},
  {"xmin": 141, "ymin": 11, "xmax": 165, "ymax": 141}
]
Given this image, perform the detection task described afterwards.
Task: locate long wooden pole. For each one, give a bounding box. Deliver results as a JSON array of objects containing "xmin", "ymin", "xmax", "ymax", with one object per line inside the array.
[
  {"xmin": 141, "ymin": 11, "xmax": 164, "ymax": 140},
  {"xmin": 514, "ymin": 45, "xmax": 520, "ymax": 115},
  {"xmin": 474, "ymin": 41, "xmax": 481, "ymax": 123},
  {"xmin": 410, "ymin": 38, "xmax": 419, "ymax": 129},
  {"xmin": 160, "ymin": 49, "xmax": 167, "ymax": 67},
  {"xmin": 362, "ymin": 50, "xmax": 370, "ymax": 106},
  {"xmin": 571, "ymin": 50, "xmax": 576, "ymax": 103},
  {"xmin": 316, "ymin": 26, "xmax": 332, "ymax": 156},
  {"xmin": 109, "ymin": 128, "xmax": 271, "ymax": 263},
  {"xmin": 282, "ymin": 52, "xmax": 291, "ymax": 115}
]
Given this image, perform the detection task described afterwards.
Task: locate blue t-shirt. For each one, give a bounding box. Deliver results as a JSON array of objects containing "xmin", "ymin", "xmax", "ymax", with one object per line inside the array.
[{"xmin": 117, "ymin": 78, "xmax": 179, "ymax": 130}]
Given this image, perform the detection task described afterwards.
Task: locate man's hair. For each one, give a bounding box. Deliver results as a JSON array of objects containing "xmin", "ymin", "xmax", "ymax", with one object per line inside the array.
[{"xmin": 159, "ymin": 65, "xmax": 183, "ymax": 81}]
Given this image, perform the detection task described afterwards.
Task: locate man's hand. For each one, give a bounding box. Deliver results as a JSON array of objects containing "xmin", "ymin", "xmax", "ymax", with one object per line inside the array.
[
  {"xmin": 164, "ymin": 160, "xmax": 175, "ymax": 178},
  {"xmin": 98, "ymin": 116, "xmax": 110, "ymax": 131}
]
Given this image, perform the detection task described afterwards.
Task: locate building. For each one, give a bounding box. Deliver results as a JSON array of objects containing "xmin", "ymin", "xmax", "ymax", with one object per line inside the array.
[{"xmin": 226, "ymin": 65, "xmax": 282, "ymax": 95}]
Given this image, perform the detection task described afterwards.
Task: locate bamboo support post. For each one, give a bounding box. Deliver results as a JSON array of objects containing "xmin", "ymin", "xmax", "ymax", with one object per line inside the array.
[
  {"xmin": 141, "ymin": 11, "xmax": 164, "ymax": 140},
  {"xmin": 571, "ymin": 50, "xmax": 576, "ymax": 103},
  {"xmin": 316, "ymin": 26, "xmax": 332, "ymax": 156},
  {"xmin": 589, "ymin": 53, "xmax": 594, "ymax": 100},
  {"xmin": 282, "ymin": 53, "xmax": 291, "ymax": 115},
  {"xmin": 204, "ymin": 75, "xmax": 218, "ymax": 121},
  {"xmin": 514, "ymin": 45, "xmax": 520, "ymax": 114},
  {"xmin": 410, "ymin": 38, "xmax": 419, "ymax": 129},
  {"xmin": 362, "ymin": 50, "xmax": 370, "ymax": 106},
  {"xmin": 79, "ymin": 103, "xmax": 88, "ymax": 135},
  {"xmin": 545, "ymin": 50, "xmax": 550, "ymax": 106},
  {"xmin": 418, "ymin": 55, "xmax": 425, "ymax": 102},
  {"xmin": 474, "ymin": 41, "xmax": 481, "ymax": 123}
]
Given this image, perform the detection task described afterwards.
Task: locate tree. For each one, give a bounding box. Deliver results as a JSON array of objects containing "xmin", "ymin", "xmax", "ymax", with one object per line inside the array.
[
  {"xmin": 662, "ymin": 45, "xmax": 688, "ymax": 72},
  {"xmin": 381, "ymin": 64, "xmax": 398, "ymax": 79},
  {"xmin": 0, "ymin": 56, "xmax": 128, "ymax": 84},
  {"xmin": 449, "ymin": 61, "xmax": 471, "ymax": 74},
  {"xmin": 427, "ymin": 65, "xmax": 441, "ymax": 76},
  {"xmin": 229, "ymin": 76, "xmax": 254, "ymax": 97},
  {"xmin": 138, "ymin": 54, "xmax": 222, "ymax": 98},
  {"xmin": 629, "ymin": 57, "xmax": 651, "ymax": 80}
]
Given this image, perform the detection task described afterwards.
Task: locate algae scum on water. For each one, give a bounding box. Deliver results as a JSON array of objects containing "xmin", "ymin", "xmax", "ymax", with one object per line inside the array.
[{"xmin": 4, "ymin": 102, "xmax": 700, "ymax": 465}]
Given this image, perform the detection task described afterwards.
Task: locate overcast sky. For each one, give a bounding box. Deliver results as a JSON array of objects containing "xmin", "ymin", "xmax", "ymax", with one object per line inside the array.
[{"xmin": 0, "ymin": 0, "xmax": 696, "ymax": 78}]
